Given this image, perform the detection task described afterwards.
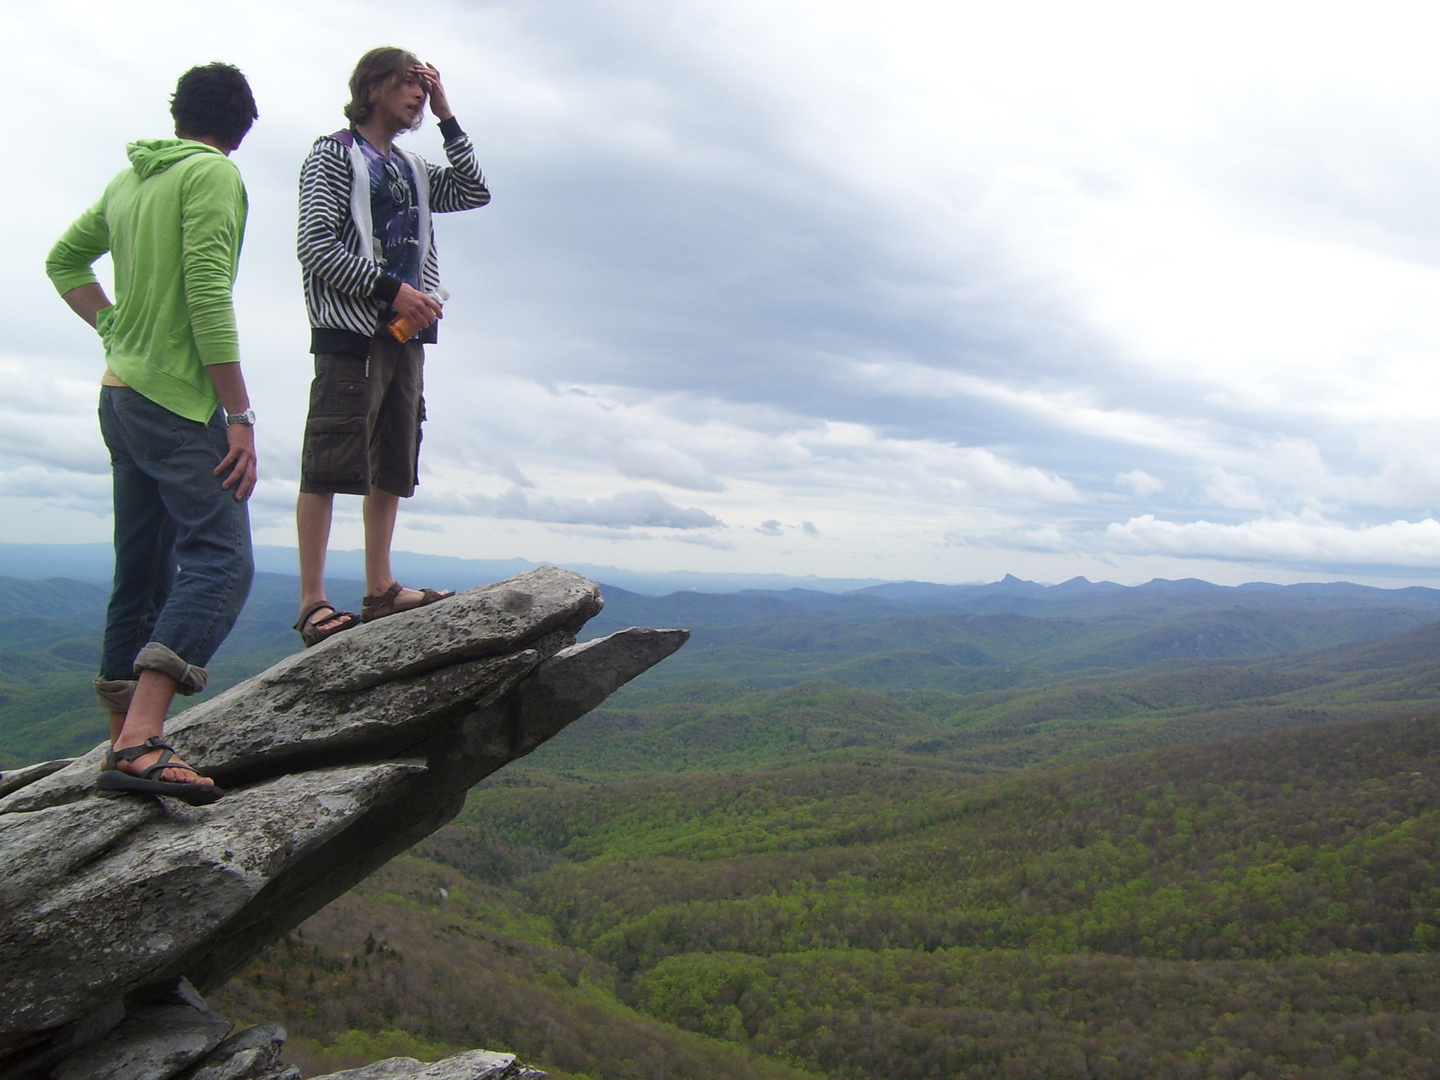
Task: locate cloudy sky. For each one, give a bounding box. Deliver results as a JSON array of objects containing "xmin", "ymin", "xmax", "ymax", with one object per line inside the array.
[{"xmin": 8, "ymin": 0, "xmax": 1440, "ymax": 587}]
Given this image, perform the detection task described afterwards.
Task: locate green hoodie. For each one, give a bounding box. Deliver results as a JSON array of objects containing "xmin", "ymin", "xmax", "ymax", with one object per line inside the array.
[{"xmin": 46, "ymin": 139, "xmax": 248, "ymax": 423}]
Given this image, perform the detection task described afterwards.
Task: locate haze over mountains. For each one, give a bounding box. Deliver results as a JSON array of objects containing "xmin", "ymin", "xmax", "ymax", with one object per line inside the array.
[
  {"xmin": 5, "ymin": 545, "xmax": 1440, "ymax": 771},
  {"xmin": 0, "ymin": 544, "xmax": 892, "ymax": 596}
]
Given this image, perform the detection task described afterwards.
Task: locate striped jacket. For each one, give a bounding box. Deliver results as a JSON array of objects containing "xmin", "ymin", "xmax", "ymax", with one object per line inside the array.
[{"xmin": 297, "ymin": 117, "xmax": 490, "ymax": 353}]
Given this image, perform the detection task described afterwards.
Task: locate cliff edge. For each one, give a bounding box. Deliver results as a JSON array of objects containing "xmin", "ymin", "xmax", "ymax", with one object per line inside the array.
[{"xmin": 0, "ymin": 567, "xmax": 687, "ymax": 1080}]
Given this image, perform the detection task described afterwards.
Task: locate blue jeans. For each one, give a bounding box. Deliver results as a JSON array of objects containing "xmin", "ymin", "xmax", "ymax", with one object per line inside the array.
[{"xmin": 98, "ymin": 386, "xmax": 253, "ymax": 688}]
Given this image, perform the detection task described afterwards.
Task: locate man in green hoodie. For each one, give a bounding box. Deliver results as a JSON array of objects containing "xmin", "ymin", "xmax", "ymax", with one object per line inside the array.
[{"xmin": 45, "ymin": 63, "xmax": 260, "ymax": 805}]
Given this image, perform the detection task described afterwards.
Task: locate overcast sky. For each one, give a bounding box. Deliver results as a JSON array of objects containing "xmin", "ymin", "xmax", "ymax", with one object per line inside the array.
[{"xmin": 8, "ymin": 0, "xmax": 1440, "ymax": 587}]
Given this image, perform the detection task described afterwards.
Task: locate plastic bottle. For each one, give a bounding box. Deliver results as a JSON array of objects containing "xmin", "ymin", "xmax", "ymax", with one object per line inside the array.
[{"xmin": 387, "ymin": 286, "xmax": 450, "ymax": 343}]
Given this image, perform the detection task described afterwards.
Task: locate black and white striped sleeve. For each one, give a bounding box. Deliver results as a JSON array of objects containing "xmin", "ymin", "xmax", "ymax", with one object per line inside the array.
[{"xmin": 427, "ymin": 119, "xmax": 491, "ymax": 214}]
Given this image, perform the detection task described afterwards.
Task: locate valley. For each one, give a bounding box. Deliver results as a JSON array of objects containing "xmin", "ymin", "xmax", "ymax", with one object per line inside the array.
[{"xmin": 6, "ymin": 567, "xmax": 1440, "ymax": 1077}]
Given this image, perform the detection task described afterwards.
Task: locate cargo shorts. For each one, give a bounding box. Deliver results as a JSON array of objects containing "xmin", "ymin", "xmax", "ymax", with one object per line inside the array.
[{"xmin": 300, "ymin": 336, "xmax": 426, "ymax": 498}]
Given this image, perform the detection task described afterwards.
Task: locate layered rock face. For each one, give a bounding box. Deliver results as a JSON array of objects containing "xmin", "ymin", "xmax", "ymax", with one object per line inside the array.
[{"xmin": 0, "ymin": 568, "xmax": 686, "ymax": 1080}]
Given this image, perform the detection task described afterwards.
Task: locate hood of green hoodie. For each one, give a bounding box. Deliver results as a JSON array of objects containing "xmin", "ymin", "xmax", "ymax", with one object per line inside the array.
[{"xmin": 126, "ymin": 138, "xmax": 222, "ymax": 179}]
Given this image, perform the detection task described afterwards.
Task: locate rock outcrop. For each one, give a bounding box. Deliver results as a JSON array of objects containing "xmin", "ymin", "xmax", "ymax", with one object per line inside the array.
[{"xmin": 0, "ymin": 567, "xmax": 686, "ymax": 1080}]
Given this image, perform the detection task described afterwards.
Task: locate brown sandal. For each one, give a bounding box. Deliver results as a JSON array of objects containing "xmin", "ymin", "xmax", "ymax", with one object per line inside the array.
[
  {"xmin": 361, "ymin": 582, "xmax": 454, "ymax": 623},
  {"xmin": 294, "ymin": 601, "xmax": 360, "ymax": 647}
]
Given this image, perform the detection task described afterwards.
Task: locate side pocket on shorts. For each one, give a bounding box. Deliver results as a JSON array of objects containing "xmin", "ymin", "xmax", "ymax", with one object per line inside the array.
[
  {"xmin": 301, "ymin": 415, "xmax": 368, "ymax": 486},
  {"xmin": 413, "ymin": 396, "xmax": 427, "ymax": 487}
]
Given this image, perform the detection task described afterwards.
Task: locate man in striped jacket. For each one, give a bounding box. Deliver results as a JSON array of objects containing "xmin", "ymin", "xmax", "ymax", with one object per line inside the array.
[{"xmin": 295, "ymin": 47, "xmax": 490, "ymax": 646}]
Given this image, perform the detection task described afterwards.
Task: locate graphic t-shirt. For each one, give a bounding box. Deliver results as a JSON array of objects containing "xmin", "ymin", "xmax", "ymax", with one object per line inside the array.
[{"xmin": 355, "ymin": 132, "xmax": 421, "ymax": 288}]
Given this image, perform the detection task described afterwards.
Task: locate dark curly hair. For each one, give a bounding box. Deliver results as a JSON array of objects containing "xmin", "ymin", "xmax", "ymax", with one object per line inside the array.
[
  {"xmin": 344, "ymin": 47, "xmax": 420, "ymax": 127},
  {"xmin": 170, "ymin": 63, "xmax": 258, "ymax": 149}
]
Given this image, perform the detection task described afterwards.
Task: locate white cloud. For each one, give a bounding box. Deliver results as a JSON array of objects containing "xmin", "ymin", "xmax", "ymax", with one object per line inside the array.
[
  {"xmin": 954, "ymin": 525, "xmax": 1068, "ymax": 553},
  {"xmin": 1115, "ymin": 470, "xmax": 1163, "ymax": 498},
  {"xmin": 1200, "ymin": 470, "xmax": 1270, "ymax": 513},
  {"xmin": 578, "ymin": 434, "xmax": 725, "ymax": 493},
  {"xmin": 13, "ymin": 0, "xmax": 1440, "ymax": 586},
  {"xmin": 1099, "ymin": 514, "xmax": 1440, "ymax": 569},
  {"xmin": 0, "ymin": 466, "xmax": 110, "ymax": 506},
  {"xmin": 669, "ymin": 531, "xmax": 736, "ymax": 551},
  {"xmin": 416, "ymin": 485, "xmax": 723, "ymax": 530},
  {"xmin": 541, "ymin": 525, "xmax": 656, "ymax": 542}
]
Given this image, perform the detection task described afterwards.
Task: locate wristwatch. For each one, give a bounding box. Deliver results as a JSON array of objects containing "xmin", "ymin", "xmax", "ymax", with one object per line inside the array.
[{"xmin": 226, "ymin": 409, "xmax": 257, "ymax": 426}]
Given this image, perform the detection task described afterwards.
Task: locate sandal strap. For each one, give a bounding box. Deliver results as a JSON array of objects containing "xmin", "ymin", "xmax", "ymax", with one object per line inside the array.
[
  {"xmin": 361, "ymin": 582, "xmax": 404, "ymax": 620},
  {"xmin": 110, "ymin": 736, "xmax": 176, "ymax": 763},
  {"xmin": 362, "ymin": 583, "xmax": 454, "ymax": 620},
  {"xmin": 362, "ymin": 582, "xmax": 403, "ymax": 606},
  {"xmin": 295, "ymin": 601, "xmax": 339, "ymax": 631},
  {"xmin": 109, "ymin": 736, "xmax": 201, "ymax": 782},
  {"xmin": 139, "ymin": 748, "xmax": 180, "ymax": 782}
]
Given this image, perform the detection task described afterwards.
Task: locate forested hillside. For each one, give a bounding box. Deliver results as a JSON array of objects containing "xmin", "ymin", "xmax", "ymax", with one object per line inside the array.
[
  {"xmin": 215, "ymin": 709, "xmax": 1440, "ymax": 1079},
  {"xmin": 508, "ymin": 618, "xmax": 1440, "ymax": 777},
  {"xmin": 7, "ymin": 569, "xmax": 1440, "ymax": 1077}
]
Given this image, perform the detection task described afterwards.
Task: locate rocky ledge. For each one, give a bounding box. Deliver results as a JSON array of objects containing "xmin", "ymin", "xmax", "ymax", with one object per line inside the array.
[{"xmin": 0, "ymin": 567, "xmax": 686, "ymax": 1080}]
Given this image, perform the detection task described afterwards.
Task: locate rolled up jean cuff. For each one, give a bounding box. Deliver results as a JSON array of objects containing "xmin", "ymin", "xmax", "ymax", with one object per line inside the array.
[
  {"xmin": 133, "ymin": 642, "xmax": 209, "ymax": 696},
  {"xmin": 94, "ymin": 677, "xmax": 137, "ymax": 714}
]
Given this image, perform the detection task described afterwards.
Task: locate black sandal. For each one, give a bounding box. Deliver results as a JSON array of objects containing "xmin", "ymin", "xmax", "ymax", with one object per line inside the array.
[
  {"xmin": 98, "ymin": 736, "xmax": 224, "ymax": 805},
  {"xmin": 294, "ymin": 601, "xmax": 360, "ymax": 647}
]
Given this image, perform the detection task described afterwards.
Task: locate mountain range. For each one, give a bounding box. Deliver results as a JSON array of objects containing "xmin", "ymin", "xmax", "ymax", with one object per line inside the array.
[{"xmin": 4, "ymin": 547, "xmax": 1440, "ymax": 1077}]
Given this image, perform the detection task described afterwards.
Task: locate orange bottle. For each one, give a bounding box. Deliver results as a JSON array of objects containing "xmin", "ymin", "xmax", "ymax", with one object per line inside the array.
[{"xmin": 388, "ymin": 287, "xmax": 450, "ymax": 342}]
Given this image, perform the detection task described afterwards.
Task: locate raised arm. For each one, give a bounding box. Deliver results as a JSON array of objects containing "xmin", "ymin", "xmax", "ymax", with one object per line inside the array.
[
  {"xmin": 427, "ymin": 121, "xmax": 491, "ymax": 213},
  {"xmin": 415, "ymin": 64, "xmax": 490, "ymax": 213}
]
